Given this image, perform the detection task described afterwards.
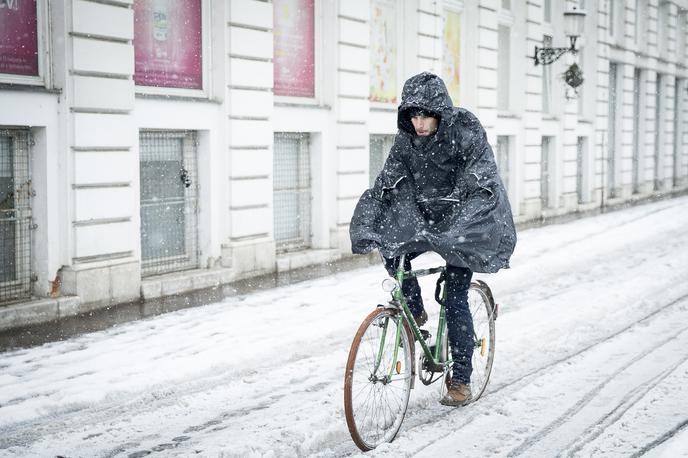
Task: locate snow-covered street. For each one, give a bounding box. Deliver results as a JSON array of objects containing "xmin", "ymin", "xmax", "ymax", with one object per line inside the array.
[{"xmin": 1, "ymin": 196, "xmax": 688, "ymax": 457}]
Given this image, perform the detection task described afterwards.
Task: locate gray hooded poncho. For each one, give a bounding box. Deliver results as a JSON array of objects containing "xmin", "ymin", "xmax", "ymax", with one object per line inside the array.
[{"xmin": 349, "ymin": 72, "xmax": 516, "ymax": 273}]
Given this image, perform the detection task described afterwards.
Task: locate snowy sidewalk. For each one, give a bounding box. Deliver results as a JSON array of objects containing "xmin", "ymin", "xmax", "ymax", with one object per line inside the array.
[{"xmin": 1, "ymin": 196, "xmax": 688, "ymax": 457}]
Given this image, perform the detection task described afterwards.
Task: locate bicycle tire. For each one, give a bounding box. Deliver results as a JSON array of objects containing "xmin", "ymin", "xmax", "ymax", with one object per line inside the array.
[
  {"xmin": 466, "ymin": 284, "xmax": 496, "ymax": 402},
  {"xmin": 344, "ymin": 307, "xmax": 413, "ymax": 451},
  {"xmin": 438, "ymin": 284, "xmax": 496, "ymax": 402}
]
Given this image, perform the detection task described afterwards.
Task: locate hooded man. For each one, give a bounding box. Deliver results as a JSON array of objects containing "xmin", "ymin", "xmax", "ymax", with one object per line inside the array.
[{"xmin": 350, "ymin": 72, "xmax": 516, "ymax": 406}]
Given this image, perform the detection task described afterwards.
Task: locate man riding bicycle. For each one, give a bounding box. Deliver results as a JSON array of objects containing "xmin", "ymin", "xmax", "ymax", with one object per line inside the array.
[{"xmin": 350, "ymin": 72, "xmax": 516, "ymax": 406}]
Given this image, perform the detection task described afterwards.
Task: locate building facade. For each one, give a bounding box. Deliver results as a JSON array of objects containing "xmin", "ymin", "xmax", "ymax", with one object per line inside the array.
[{"xmin": 0, "ymin": 0, "xmax": 686, "ymax": 327}]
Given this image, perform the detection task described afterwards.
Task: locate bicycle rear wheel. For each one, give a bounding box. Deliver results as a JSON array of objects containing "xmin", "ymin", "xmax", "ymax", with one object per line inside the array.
[
  {"xmin": 344, "ymin": 307, "xmax": 413, "ymax": 451},
  {"xmin": 442, "ymin": 286, "xmax": 496, "ymax": 401},
  {"xmin": 467, "ymin": 284, "xmax": 496, "ymax": 401}
]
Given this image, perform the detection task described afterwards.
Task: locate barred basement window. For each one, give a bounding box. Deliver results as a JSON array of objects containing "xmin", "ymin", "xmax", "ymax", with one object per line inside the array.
[
  {"xmin": 541, "ymin": 136, "xmax": 553, "ymax": 209},
  {"xmin": 139, "ymin": 131, "xmax": 199, "ymax": 277},
  {"xmin": 496, "ymin": 136, "xmax": 510, "ymax": 193},
  {"xmin": 0, "ymin": 129, "xmax": 33, "ymax": 304},
  {"xmin": 369, "ymin": 135, "xmax": 394, "ymax": 188},
  {"xmin": 273, "ymin": 133, "xmax": 311, "ymax": 253}
]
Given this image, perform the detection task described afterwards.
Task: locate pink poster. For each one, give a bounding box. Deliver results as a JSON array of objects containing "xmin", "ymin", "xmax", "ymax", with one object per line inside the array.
[
  {"xmin": 0, "ymin": 0, "xmax": 39, "ymax": 77},
  {"xmin": 133, "ymin": 0, "xmax": 202, "ymax": 89},
  {"xmin": 273, "ymin": 0, "xmax": 315, "ymax": 97}
]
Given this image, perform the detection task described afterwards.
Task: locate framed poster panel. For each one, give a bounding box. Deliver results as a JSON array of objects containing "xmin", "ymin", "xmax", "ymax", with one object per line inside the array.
[
  {"xmin": 134, "ymin": 0, "xmax": 203, "ymax": 91},
  {"xmin": 0, "ymin": 0, "xmax": 41, "ymax": 83},
  {"xmin": 273, "ymin": 0, "xmax": 315, "ymax": 98}
]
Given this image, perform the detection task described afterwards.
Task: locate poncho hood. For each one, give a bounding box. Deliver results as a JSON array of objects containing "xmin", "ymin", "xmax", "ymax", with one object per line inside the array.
[
  {"xmin": 350, "ymin": 72, "xmax": 516, "ymax": 273},
  {"xmin": 397, "ymin": 72, "xmax": 455, "ymax": 136}
]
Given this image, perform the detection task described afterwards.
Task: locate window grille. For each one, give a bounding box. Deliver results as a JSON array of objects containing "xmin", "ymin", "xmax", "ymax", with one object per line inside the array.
[
  {"xmin": 632, "ymin": 68, "xmax": 642, "ymax": 194},
  {"xmin": 273, "ymin": 133, "xmax": 311, "ymax": 253},
  {"xmin": 541, "ymin": 136, "xmax": 553, "ymax": 209},
  {"xmin": 0, "ymin": 129, "xmax": 33, "ymax": 304},
  {"xmin": 496, "ymin": 136, "xmax": 510, "ymax": 193},
  {"xmin": 139, "ymin": 131, "xmax": 199, "ymax": 277},
  {"xmin": 369, "ymin": 135, "xmax": 394, "ymax": 188},
  {"xmin": 654, "ymin": 74, "xmax": 663, "ymax": 191},
  {"xmin": 576, "ymin": 136, "xmax": 588, "ymax": 204},
  {"xmin": 673, "ymin": 79, "xmax": 682, "ymax": 187},
  {"xmin": 608, "ymin": 63, "xmax": 619, "ymax": 197}
]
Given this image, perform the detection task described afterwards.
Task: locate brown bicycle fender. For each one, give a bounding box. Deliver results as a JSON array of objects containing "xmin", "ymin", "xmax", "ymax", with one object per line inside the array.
[{"xmin": 471, "ymin": 280, "xmax": 497, "ymax": 319}]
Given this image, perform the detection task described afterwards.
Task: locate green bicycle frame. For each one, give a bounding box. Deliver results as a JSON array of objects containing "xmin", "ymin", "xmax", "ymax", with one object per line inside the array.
[{"xmin": 382, "ymin": 256, "xmax": 453, "ymax": 380}]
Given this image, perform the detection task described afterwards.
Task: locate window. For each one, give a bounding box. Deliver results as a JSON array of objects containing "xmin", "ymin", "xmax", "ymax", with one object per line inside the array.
[
  {"xmin": 636, "ymin": 0, "xmax": 648, "ymax": 50},
  {"xmin": 632, "ymin": 68, "xmax": 642, "ymax": 193},
  {"xmin": 608, "ymin": 0, "xmax": 615, "ymax": 36},
  {"xmin": 501, "ymin": 0, "xmax": 511, "ymax": 10},
  {"xmin": 541, "ymin": 136, "xmax": 553, "ymax": 209},
  {"xmin": 273, "ymin": 133, "xmax": 311, "ymax": 252},
  {"xmin": 543, "ymin": 0, "xmax": 552, "ymax": 23},
  {"xmin": 673, "ymin": 79, "xmax": 683, "ymax": 187},
  {"xmin": 0, "ymin": 129, "xmax": 32, "ymax": 303},
  {"xmin": 139, "ymin": 131, "xmax": 199, "ymax": 277},
  {"xmin": 274, "ymin": 0, "xmax": 315, "ymax": 98},
  {"xmin": 542, "ymin": 35, "xmax": 553, "ymax": 113},
  {"xmin": 133, "ymin": 0, "xmax": 203, "ymax": 90},
  {"xmin": 370, "ymin": 0, "xmax": 398, "ymax": 104},
  {"xmin": 608, "ymin": 63, "xmax": 619, "ymax": 197},
  {"xmin": 577, "ymin": 46, "xmax": 585, "ymax": 116},
  {"xmin": 442, "ymin": 8, "xmax": 462, "ymax": 105},
  {"xmin": 678, "ymin": 12, "xmax": 687, "ymax": 62},
  {"xmin": 497, "ymin": 25, "xmax": 511, "ymax": 111},
  {"xmin": 369, "ymin": 135, "xmax": 394, "ymax": 188},
  {"xmin": 576, "ymin": 136, "xmax": 589, "ymax": 203},
  {"xmin": 654, "ymin": 74, "xmax": 664, "ymax": 190},
  {"xmin": 496, "ymin": 136, "xmax": 510, "ymax": 192},
  {"xmin": 658, "ymin": 3, "xmax": 669, "ymax": 58}
]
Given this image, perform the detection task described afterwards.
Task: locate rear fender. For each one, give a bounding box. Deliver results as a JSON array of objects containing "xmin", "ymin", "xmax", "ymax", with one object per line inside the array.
[{"xmin": 471, "ymin": 280, "xmax": 498, "ymax": 320}]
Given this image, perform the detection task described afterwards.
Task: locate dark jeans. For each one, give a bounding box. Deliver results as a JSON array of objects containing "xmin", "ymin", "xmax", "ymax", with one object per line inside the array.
[{"xmin": 384, "ymin": 253, "xmax": 474, "ymax": 384}]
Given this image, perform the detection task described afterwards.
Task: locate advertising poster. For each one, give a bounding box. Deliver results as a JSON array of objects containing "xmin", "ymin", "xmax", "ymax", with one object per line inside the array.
[
  {"xmin": 0, "ymin": 0, "xmax": 38, "ymax": 77},
  {"xmin": 442, "ymin": 10, "xmax": 461, "ymax": 105},
  {"xmin": 273, "ymin": 0, "xmax": 315, "ymax": 97},
  {"xmin": 369, "ymin": 0, "xmax": 397, "ymax": 104},
  {"xmin": 133, "ymin": 0, "xmax": 203, "ymax": 89}
]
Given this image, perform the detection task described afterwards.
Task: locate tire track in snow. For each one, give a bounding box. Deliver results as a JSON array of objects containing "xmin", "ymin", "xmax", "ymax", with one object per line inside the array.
[
  {"xmin": 505, "ymin": 319, "xmax": 688, "ymax": 457},
  {"xmin": 562, "ymin": 358, "xmax": 688, "ymax": 457},
  {"xmin": 629, "ymin": 418, "xmax": 688, "ymax": 458}
]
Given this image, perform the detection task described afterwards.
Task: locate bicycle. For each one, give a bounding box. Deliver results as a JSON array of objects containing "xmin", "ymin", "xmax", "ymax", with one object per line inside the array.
[{"xmin": 343, "ymin": 254, "xmax": 498, "ymax": 451}]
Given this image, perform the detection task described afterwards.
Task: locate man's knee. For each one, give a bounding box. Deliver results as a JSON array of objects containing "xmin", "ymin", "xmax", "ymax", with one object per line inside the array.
[{"xmin": 446, "ymin": 265, "xmax": 472, "ymax": 290}]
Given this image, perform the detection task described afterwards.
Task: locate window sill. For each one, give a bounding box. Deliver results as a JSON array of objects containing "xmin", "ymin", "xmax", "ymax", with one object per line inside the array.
[
  {"xmin": 275, "ymin": 248, "xmax": 339, "ymax": 273},
  {"xmin": 0, "ymin": 83, "xmax": 60, "ymax": 94},
  {"xmin": 274, "ymin": 102, "xmax": 332, "ymax": 110},
  {"xmin": 497, "ymin": 111, "xmax": 521, "ymax": 119}
]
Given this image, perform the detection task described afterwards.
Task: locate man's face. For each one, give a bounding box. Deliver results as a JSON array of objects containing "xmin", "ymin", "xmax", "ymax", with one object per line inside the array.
[{"xmin": 410, "ymin": 114, "xmax": 438, "ymax": 136}]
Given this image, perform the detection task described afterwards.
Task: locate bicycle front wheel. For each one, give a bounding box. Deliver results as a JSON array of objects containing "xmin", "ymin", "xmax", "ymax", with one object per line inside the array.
[{"xmin": 344, "ymin": 307, "xmax": 413, "ymax": 451}]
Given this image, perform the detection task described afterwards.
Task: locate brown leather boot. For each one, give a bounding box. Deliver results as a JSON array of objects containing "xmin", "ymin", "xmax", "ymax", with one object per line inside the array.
[{"xmin": 440, "ymin": 382, "xmax": 472, "ymax": 406}]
